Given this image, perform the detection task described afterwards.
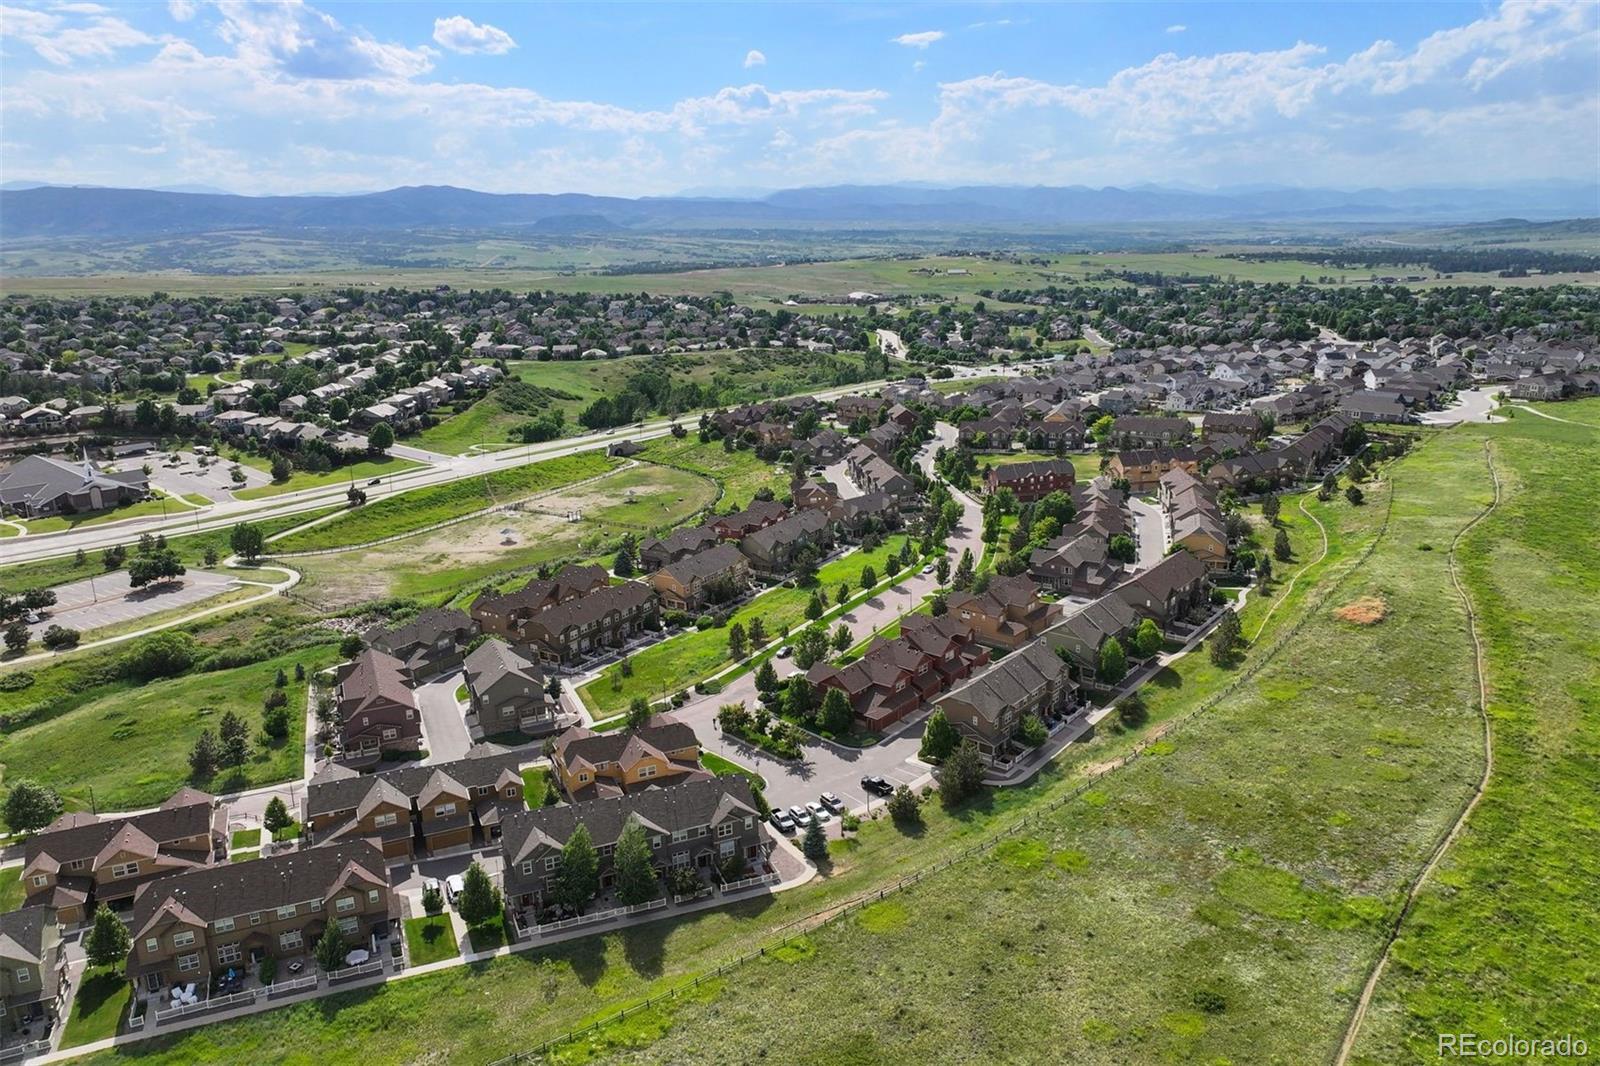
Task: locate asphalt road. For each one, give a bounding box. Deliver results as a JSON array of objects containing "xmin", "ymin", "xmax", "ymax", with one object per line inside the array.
[{"xmin": 415, "ymin": 671, "xmax": 474, "ymax": 765}]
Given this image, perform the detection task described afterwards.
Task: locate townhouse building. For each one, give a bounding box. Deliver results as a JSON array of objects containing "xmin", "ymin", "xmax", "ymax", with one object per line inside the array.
[
  {"xmin": 549, "ymin": 715, "xmax": 708, "ymax": 802},
  {"xmin": 334, "ymin": 650, "xmax": 422, "ymax": 761},
  {"xmin": 936, "ymin": 640, "xmax": 1079, "ymax": 762}
]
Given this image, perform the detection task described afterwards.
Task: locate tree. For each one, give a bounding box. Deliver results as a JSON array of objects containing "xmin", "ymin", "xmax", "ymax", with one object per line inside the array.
[
  {"xmin": 626, "ymin": 696, "xmax": 652, "ymax": 731},
  {"xmin": 102, "ymin": 544, "xmax": 127, "ymax": 571},
  {"xmin": 219, "ymin": 710, "xmax": 251, "ymax": 767},
  {"xmin": 1107, "ymin": 533, "xmax": 1137, "ymax": 564},
  {"xmin": 936, "ymin": 555, "xmax": 951, "ymax": 585},
  {"xmin": 457, "ymin": 858, "xmax": 504, "ymax": 926},
  {"xmin": 939, "ymin": 739, "xmax": 986, "ymax": 807},
  {"xmin": 804, "ymin": 590, "xmax": 824, "ymax": 621},
  {"xmin": 1098, "ymin": 636, "xmax": 1128, "ymax": 684},
  {"xmin": 1274, "ymin": 527, "xmax": 1292, "ymax": 561},
  {"xmin": 801, "ymin": 816, "xmax": 829, "ymax": 862},
  {"xmin": 263, "ymin": 796, "xmax": 293, "ymax": 839},
  {"xmin": 919, "ymin": 708, "xmax": 959, "ymax": 762},
  {"xmin": 1017, "ymin": 713, "xmax": 1049, "ymax": 748},
  {"xmin": 614, "ymin": 822, "xmax": 660, "ymax": 905},
  {"xmin": 124, "ymin": 631, "xmax": 197, "ymax": 680},
  {"xmin": 339, "ymin": 633, "xmax": 364, "ymax": 659},
  {"xmin": 818, "ymin": 687, "xmax": 854, "ymax": 734},
  {"xmin": 230, "ymin": 522, "xmax": 264, "ymax": 563},
  {"xmin": 422, "ymin": 883, "xmax": 445, "ymax": 915},
  {"xmin": 189, "ymin": 730, "xmax": 219, "ymax": 781},
  {"xmin": 727, "ymin": 622, "xmax": 747, "ymax": 660},
  {"xmin": 84, "ymin": 907, "xmax": 132, "ymax": 970},
  {"xmin": 269, "ymin": 454, "xmax": 293, "ymax": 483},
  {"xmin": 314, "ymin": 921, "xmax": 346, "ymax": 972},
  {"xmin": 887, "ymin": 784, "xmax": 921, "ymax": 824},
  {"xmin": 41, "ymin": 625, "xmax": 79, "ymax": 650},
  {"xmin": 748, "ymin": 616, "xmax": 766, "ymax": 646},
  {"xmin": 782, "ymin": 675, "xmax": 817, "ymax": 724},
  {"xmin": 3, "ymin": 779, "xmax": 63, "ymax": 833},
  {"xmin": 831, "ymin": 623, "xmax": 851, "ymax": 653},
  {"xmin": 262, "ymin": 701, "xmax": 291, "ymax": 741},
  {"xmin": 754, "ymin": 659, "xmax": 780, "ymax": 702},
  {"xmin": 613, "ymin": 546, "xmax": 635, "ymax": 577},
  {"xmin": 1131, "ymin": 618, "xmax": 1162, "ymax": 660},
  {"xmin": 2, "ymin": 621, "xmax": 29, "ymax": 655},
  {"xmin": 859, "ymin": 564, "xmax": 877, "ymax": 590},
  {"xmin": 552, "ymin": 824, "xmax": 599, "ymax": 913},
  {"xmin": 368, "ymin": 421, "xmax": 395, "ymax": 454},
  {"xmin": 1261, "ymin": 494, "xmax": 1281, "ymax": 525},
  {"xmin": 1209, "ymin": 609, "xmax": 1242, "ymax": 665},
  {"xmin": 1345, "ymin": 485, "xmax": 1365, "ymax": 505},
  {"xmin": 127, "ymin": 548, "xmax": 186, "ymax": 589},
  {"xmin": 792, "ymin": 624, "xmax": 829, "ymax": 669},
  {"xmin": 952, "ymin": 548, "xmax": 975, "ymax": 591},
  {"xmin": 835, "ymin": 582, "xmax": 850, "ymax": 606}
]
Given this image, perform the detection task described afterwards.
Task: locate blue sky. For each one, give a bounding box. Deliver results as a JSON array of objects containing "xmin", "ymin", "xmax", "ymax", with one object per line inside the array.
[{"xmin": 1, "ymin": 1, "xmax": 1596, "ymax": 197}]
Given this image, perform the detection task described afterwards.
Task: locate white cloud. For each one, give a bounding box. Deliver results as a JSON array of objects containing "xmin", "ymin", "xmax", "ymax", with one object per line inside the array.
[
  {"xmin": 1, "ymin": 5, "xmax": 158, "ymax": 65},
  {"xmin": 891, "ymin": 30, "xmax": 944, "ymax": 49},
  {"xmin": 743, "ymin": 49, "xmax": 765, "ymax": 68},
  {"xmin": 168, "ymin": 0, "xmax": 196, "ymax": 22},
  {"xmin": 1167, "ymin": 24, "xmax": 1187, "ymax": 34},
  {"xmin": 432, "ymin": 15, "xmax": 516, "ymax": 56}
]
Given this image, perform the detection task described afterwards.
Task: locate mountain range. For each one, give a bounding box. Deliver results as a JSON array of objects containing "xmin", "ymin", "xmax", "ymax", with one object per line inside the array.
[{"xmin": 2, "ymin": 181, "xmax": 1595, "ymax": 239}]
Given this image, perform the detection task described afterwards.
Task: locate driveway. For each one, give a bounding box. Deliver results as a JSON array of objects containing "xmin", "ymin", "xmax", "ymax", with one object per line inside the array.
[
  {"xmin": 821, "ymin": 459, "xmax": 863, "ymax": 499},
  {"xmin": 27, "ymin": 568, "xmax": 238, "ymax": 636},
  {"xmin": 416, "ymin": 670, "xmax": 473, "ymax": 765},
  {"xmin": 1127, "ymin": 496, "xmax": 1166, "ymax": 572}
]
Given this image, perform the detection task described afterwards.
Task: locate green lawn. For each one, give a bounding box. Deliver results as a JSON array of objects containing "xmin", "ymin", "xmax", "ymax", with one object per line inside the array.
[
  {"xmin": 18, "ymin": 495, "xmax": 173, "ymax": 534},
  {"xmin": 1350, "ymin": 403, "xmax": 1600, "ymax": 1062},
  {"xmin": 0, "ymin": 644, "xmax": 335, "ymax": 812},
  {"xmin": 404, "ymin": 915, "xmax": 461, "ymax": 966},
  {"xmin": 59, "ymin": 965, "xmax": 132, "ymax": 1049},
  {"xmin": 579, "ymin": 536, "xmax": 911, "ymax": 716},
  {"xmin": 0, "ymin": 866, "xmax": 23, "ymax": 911},
  {"xmin": 230, "ymin": 850, "xmax": 259, "ymax": 863},
  {"xmin": 271, "ymin": 820, "xmax": 301, "ymax": 842},
  {"xmin": 0, "ymin": 505, "xmax": 339, "ymax": 595},
  {"xmin": 270, "ymin": 452, "xmax": 620, "ymax": 552},
  {"xmin": 521, "ymin": 767, "xmax": 552, "ymax": 809},
  {"xmin": 230, "ymin": 828, "xmax": 262, "ymax": 850},
  {"xmin": 233, "ymin": 456, "xmax": 424, "ymax": 500},
  {"xmin": 636, "ymin": 436, "xmax": 788, "ymax": 511},
  {"xmin": 700, "ymin": 751, "xmax": 767, "ymax": 791}
]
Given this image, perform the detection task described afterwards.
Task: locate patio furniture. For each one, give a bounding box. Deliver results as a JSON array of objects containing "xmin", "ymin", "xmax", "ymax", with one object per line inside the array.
[
  {"xmin": 287, "ymin": 960, "xmax": 304, "ymax": 975},
  {"xmin": 344, "ymin": 949, "xmax": 370, "ymax": 967}
]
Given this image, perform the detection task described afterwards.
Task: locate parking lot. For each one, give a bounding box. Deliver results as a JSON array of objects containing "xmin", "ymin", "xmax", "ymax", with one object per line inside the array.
[
  {"xmin": 143, "ymin": 448, "xmax": 272, "ymax": 500},
  {"xmin": 27, "ymin": 568, "xmax": 239, "ymax": 636}
]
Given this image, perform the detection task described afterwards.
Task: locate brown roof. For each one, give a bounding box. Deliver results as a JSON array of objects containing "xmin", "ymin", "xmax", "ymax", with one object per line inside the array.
[{"xmin": 336, "ymin": 649, "xmax": 416, "ymax": 713}]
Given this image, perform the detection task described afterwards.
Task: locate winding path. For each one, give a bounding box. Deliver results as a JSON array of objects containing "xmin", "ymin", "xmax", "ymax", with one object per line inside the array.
[
  {"xmin": 1249, "ymin": 493, "xmax": 1330, "ymax": 644},
  {"xmin": 1333, "ymin": 441, "xmax": 1500, "ymax": 1065}
]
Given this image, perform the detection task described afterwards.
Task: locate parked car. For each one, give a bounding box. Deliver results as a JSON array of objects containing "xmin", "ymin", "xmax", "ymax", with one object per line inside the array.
[
  {"xmin": 788, "ymin": 804, "xmax": 812, "ymax": 827},
  {"xmin": 776, "ymin": 645, "xmax": 792, "ymax": 658},
  {"xmin": 444, "ymin": 873, "xmax": 465, "ymax": 905},
  {"xmin": 921, "ymin": 563, "xmax": 935, "ymax": 575},
  {"xmin": 805, "ymin": 801, "xmax": 831, "ymax": 824},
  {"xmin": 860, "ymin": 775, "xmax": 894, "ymax": 796},
  {"xmin": 770, "ymin": 809, "xmax": 795, "ymax": 833},
  {"xmin": 819, "ymin": 791, "xmax": 844, "ymax": 813}
]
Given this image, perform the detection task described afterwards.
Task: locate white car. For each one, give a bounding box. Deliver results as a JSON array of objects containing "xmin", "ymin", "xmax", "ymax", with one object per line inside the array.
[
  {"xmin": 805, "ymin": 801, "xmax": 832, "ymax": 824},
  {"xmin": 444, "ymin": 873, "xmax": 465, "ymax": 905},
  {"xmin": 788, "ymin": 804, "xmax": 812, "ymax": 828}
]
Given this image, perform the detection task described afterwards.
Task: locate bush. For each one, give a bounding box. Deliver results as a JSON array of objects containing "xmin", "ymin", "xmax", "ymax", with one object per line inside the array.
[
  {"xmin": 122, "ymin": 631, "xmax": 198, "ymax": 681},
  {"xmin": 0, "ymin": 671, "xmax": 35, "ymax": 692},
  {"xmin": 887, "ymin": 784, "xmax": 922, "ymax": 824},
  {"xmin": 666, "ymin": 865, "xmax": 702, "ymax": 897},
  {"xmin": 41, "ymin": 625, "xmax": 80, "ymax": 650},
  {"xmin": 422, "ymin": 884, "xmax": 445, "ymax": 915}
]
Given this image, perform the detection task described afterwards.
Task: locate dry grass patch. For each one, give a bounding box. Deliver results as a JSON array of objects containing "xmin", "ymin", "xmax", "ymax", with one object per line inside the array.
[{"xmin": 1334, "ymin": 595, "xmax": 1389, "ymax": 626}]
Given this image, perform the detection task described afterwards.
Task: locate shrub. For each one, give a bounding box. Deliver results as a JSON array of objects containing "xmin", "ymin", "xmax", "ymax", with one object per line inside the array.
[
  {"xmin": 122, "ymin": 632, "xmax": 198, "ymax": 681},
  {"xmin": 41, "ymin": 625, "xmax": 80, "ymax": 650},
  {"xmin": 887, "ymin": 784, "xmax": 922, "ymax": 824},
  {"xmin": 258, "ymin": 955, "xmax": 278, "ymax": 985},
  {"xmin": 422, "ymin": 884, "xmax": 445, "ymax": 915}
]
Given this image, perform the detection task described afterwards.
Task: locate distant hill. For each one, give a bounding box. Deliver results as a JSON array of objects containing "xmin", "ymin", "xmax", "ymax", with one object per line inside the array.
[{"xmin": 2, "ymin": 181, "xmax": 1595, "ymax": 239}]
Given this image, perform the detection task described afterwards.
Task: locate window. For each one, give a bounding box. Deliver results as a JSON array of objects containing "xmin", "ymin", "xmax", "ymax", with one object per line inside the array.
[
  {"xmin": 406, "ymin": 709, "xmax": 415, "ymax": 720},
  {"xmin": 16, "ymin": 968, "xmax": 31, "ymax": 985},
  {"xmin": 671, "ymin": 830, "xmax": 687, "ymax": 844},
  {"xmin": 172, "ymin": 931, "xmax": 196, "ymax": 948},
  {"xmin": 30, "ymin": 874, "xmax": 47, "ymax": 888},
  {"xmin": 362, "ymin": 715, "xmax": 370, "ymax": 726},
  {"xmin": 507, "ymin": 788, "xmax": 519, "ymax": 798},
  {"xmin": 717, "ymin": 823, "xmax": 733, "ymax": 838},
  {"xmin": 382, "ymin": 728, "xmax": 398, "ymax": 741},
  {"xmin": 720, "ymin": 839, "xmax": 734, "ymax": 856},
  {"xmin": 501, "ymin": 707, "xmax": 516, "ymax": 719},
  {"xmin": 544, "ymin": 856, "xmax": 559, "ymax": 871},
  {"xmin": 279, "ymin": 931, "xmax": 302, "ymax": 951},
  {"xmin": 743, "ymin": 817, "xmax": 753, "ymax": 830},
  {"xmin": 521, "ymin": 861, "xmax": 534, "ymax": 875},
  {"xmin": 637, "ymin": 764, "xmax": 658, "ymax": 780},
  {"xmin": 309, "ymin": 899, "xmax": 321, "ymax": 911},
  {"xmin": 111, "ymin": 861, "xmax": 140, "ymax": 879},
  {"xmin": 578, "ymin": 772, "xmax": 590, "ymax": 784},
  {"xmin": 473, "ymin": 785, "xmax": 490, "ymax": 797},
  {"xmin": 434, "ymin": 803, "xmax": 457, "ymax": 817},
  {"xmin": 651, "ymin": 835, "xmax": 661, "ymax": 849},
  {"xmin": 277, "ymin": 905, "xmax": 296, "ymax": 920},
  {"xmin": 145, "ymin": 937, "xmax": 159, "ymax": 953},
  {"xmin": 214, "ymin": 917, "xmax": 234, "ymax": 934},
  {"xmin": 177, "ymin": 954, "xmax": 200, "ymax": 972},
  {"xmin": 250, "ymin": 912, "xmax": 262, "ymax": 926},
  {"xmin": 374, "ymin": 812, "xmax": 397, "ymax": 828},
  {"xmin": 368, "ymin": 889, "xmax": 379, "ymax": 904},
  {"xmin": 217, "ymin": 944, "xmax": 241, "ymax": 965},
  {"xmin": 336, "ymin": 896, "xmax": 356, "ymax": 914},
  {"xmin": 338, "ymin": 917, "xmax": 358, "ymax": 937}
]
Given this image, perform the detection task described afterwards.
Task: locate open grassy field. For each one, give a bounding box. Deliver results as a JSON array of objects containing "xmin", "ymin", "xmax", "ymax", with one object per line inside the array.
[
  {"xmin": 232, "ymin": 455, "xmax": 424, "ymax": 500},
  {"xmin": 269, "ymin": 452, "xmax": 619, "ymax": 554},
  {"xmin": 1349, "ymin": 402, "xmax": 1600, "ymax": 1063},
  {"xmin": 635, "ymin": 436, "xmax": 787, "ymax": 511},
  {"xmin": 578, "ymin": 536, "xmax": 910, "ymax": 717},
  {"xmin": 290, "ymin": 462, "xmax": 715, "ymax": 608},
  {"xmin": 0, "ymin": 506, "xmax": 339, "ymax": 595},
  {"xmin": 0, "ymin": 642, "xmax": 335, "ymax": 811}
]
